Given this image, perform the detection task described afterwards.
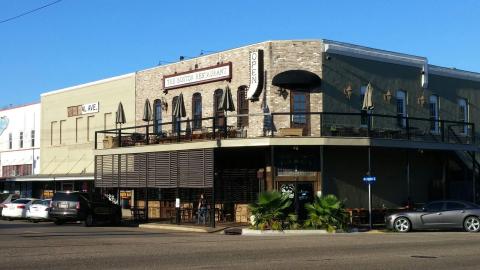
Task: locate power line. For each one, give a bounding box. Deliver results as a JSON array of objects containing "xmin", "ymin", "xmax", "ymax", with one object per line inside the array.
[{"xmin": 0, "ymin": 0, "xmax": 63, "ymax": 25}]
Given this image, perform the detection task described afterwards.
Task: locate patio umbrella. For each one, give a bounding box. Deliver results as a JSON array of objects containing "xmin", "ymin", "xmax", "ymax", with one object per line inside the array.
[
  {"xmin": 173, "ymin": 93, "xmax": 186, "ymax": 118},
  {"xmin": 218, "ymin": 86, "xmax": 235, "ymax": 113},
  {"xmin": 116, "ymin": 102, "xmax": 126, "ymax": 126},
  {"xmin": 142, "ymin": 99, "xmax": 152, "ymax": 122},
  {"xmin": 362, "ymin": 82, "xmax": 374, "ymax": 111}
]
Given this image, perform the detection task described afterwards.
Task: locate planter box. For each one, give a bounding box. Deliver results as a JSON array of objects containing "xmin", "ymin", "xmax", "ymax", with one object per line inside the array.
[{"xmin": 242, "ymin": 228, "xmax": 329, "ymax": 236}]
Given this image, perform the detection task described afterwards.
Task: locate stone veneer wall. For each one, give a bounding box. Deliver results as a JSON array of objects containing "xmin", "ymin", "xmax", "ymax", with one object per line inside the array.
[{"xmin": 135, "ymin": 40, "xmax": 324, "ymax": 138}]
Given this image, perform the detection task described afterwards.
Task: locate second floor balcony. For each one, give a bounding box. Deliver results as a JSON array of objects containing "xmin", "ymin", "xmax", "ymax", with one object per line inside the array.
[{"xmin": 94, "ymin": 112, "xmax": 477, "ymax": 151}]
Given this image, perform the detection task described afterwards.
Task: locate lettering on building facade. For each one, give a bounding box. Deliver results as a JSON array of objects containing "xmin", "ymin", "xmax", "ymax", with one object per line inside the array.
[{"xmin": 163, "ymin": 62, "xmax": 232, "ymax": 91}]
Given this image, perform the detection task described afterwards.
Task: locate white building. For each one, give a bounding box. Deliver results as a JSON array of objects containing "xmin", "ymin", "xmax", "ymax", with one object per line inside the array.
[{"xmin": 0, "ymin": 103, "xmax": 41, "ymax": 197}]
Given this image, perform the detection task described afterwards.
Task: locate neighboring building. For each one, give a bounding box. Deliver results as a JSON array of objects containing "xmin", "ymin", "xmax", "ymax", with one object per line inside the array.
[
  {"xmin": 87, "ymin": 40, "xmax": 478, "ymax": 225},
  {"xmin": 0, "ymin": 103, "xmax": 41, "ymax": 197},
  {"xmin": 27, "ymin": 73, "xmax": 137, "ymax": 198}
]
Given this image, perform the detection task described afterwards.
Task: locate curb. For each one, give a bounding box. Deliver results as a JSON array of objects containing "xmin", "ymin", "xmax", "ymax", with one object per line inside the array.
[
  {"xmin": 242, "ymin": 228, "xmax": 329, "ymax": 236},
  {"xmin": 139, "ymin": 223, "xmax": 225, "ymax": 233}
]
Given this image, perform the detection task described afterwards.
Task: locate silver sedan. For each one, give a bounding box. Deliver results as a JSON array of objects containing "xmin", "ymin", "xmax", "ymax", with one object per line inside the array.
[{"xmin": 386, "ymin": 200, "xmax": 480, "ymax": 233}]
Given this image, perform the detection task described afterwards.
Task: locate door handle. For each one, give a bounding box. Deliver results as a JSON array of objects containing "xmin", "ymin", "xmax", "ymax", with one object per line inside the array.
[
  {"xmin": 437, "ymin": 212, "xmax": 442, "ymax": 215},
  {"xmin": 461, "ymin": 210, "xmax": 466, "ymax": 213}
]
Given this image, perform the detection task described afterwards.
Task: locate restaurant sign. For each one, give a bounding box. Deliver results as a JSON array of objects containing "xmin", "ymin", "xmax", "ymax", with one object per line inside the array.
[
  {"xmin": 163, "ymin": 62, "xmax": 232, "ymax": 91},
  {"xmin": 247, "ymin": 49, "xmax": 264, "ymax": 100}
]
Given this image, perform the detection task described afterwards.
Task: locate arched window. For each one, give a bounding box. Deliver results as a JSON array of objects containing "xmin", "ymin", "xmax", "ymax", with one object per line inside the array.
[
  {"xmin": 237, "ymin": 86, "xmax": 249, "ymax": 128},
  {"xmin": 153, "ymin": 99, "xmax": 162, "ymax": 134},
  {"xmin": 213, "ymin": 89, "xmax": 224, "ymax": 127},
  {"xmin": 192, "ymin": 93, "xmax": 202, "ymax": 130},
  {"xmin": 172, "ymin": 96, "xmax": 180, "ymax": 133}
]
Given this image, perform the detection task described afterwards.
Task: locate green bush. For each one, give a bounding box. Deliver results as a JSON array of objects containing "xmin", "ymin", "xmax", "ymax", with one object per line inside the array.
[
  {"xmin": 248, "ymin": 191, "xmax": 297, "ymax": 230},
  {"xmin": 304, "ymin": 194, "xmax": 348, "ymax": 232}
]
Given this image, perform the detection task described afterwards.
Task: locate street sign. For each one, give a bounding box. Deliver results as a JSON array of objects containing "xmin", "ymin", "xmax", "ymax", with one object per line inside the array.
[{"xmin": 363, "ymin": 176, "xmax": 376, "ymax": 183}]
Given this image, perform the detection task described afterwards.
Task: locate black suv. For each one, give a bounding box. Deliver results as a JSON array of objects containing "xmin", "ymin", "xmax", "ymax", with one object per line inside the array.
[{"xmin": 49, "ymin": 192, "xmax": 122, "ymax": 226}]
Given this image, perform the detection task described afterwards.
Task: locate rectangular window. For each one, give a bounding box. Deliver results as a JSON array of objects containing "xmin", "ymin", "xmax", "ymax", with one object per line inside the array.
[
  {"xmin": 19, "ymin": 132, "xmax": 23, "ymax": 148},
  {"xmin": 59, "ymin": 120, "xmax": 66, "ymax": 144},
  {"xmin": 8, "ymin": 133, "xmax": 12, "ymax": 149},
  {"xmin": 50, "ymin": 122, "xmax": 57, "ymax": 145},
  {"xmin": 31, "ymin": 130, "xmax": 35, "ymax": 147},
  {"xmin": 76, "ymin": 117, "xmax": 83, "ymax": 143},
  {"xmin": 458, "ymin": 98, "xmax": 468, "ymax": 135},
  {"xmin": 396, "ymin": 90, "xmax": 407, "ymax": 127},
  {"xmin": 429, "ymin": 95, "xmax": 439, "ymax": 134},
  {"xmin": 237, "ymin": 87, "xmax": 249, "ymax": 128},
  {"xmin": 87, "ymin": 116, "xmax": 94, "ymax": 142}
]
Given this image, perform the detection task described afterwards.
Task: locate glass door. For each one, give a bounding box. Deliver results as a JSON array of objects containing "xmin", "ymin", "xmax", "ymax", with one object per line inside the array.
[{"xmin": 290, "ymin": 91, "xmax": 310, "ymax": 135}]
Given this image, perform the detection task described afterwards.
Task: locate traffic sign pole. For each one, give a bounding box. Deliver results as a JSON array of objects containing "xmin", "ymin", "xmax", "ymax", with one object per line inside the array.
[{"xmin": 368, "ymin": 183, "xmax": 372, "ymax": 230}]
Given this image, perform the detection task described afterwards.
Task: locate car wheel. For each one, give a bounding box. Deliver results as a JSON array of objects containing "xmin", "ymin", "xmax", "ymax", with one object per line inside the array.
[
  {"xmin": 54, "ymin": 220, "xmax": 65, "ymax": 225},
  {"xmin": 85, "ymin": 214, "xmax": 95, "ymax": 227},
  {"xmin": 393, "ymin": 217, "xmax": 411, "ymax": 233},
  {"xmin": 463, "ymin": 216, "xmax": 480, "ymax": 232},
  {"xmin": 111, "ymin": 213, "xmax": 121, "ymax": 226}
]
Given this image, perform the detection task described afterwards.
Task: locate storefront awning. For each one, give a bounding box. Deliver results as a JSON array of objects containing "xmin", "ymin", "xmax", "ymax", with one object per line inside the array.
[
  {"xmin": 5, "ymin": 174, "xmax": 94, "ymax": 182},
  {"xmin": 272, "ymin": 70, "xmax": 321, "ymax": 90}
]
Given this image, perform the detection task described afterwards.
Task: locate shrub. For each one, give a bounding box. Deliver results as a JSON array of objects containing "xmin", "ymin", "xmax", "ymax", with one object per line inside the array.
[
  {"xmin": 248, "ymin": 191, "xmax": 297, "ymax": 230},
  {"xmin": 304, "ymin": 194, "xmax": 348, "ymax": 232}
]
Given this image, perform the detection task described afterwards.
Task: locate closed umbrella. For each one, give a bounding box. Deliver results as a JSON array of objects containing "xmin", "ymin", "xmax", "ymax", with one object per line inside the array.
[
  {"xmin": 173, "ymin": 93, "xmax": 186, "ymax": 135},
  {"xmin": 142, "ymin": 99, "xmax": 152, "ymax": 122},
  {"xmin": 218, "ymin": 86, "xmax": 235, "ymax": 113},
  {"xmin": 362, "ymin": 82, "xmax": 374, "ymax": 111},
  {"xmin": 173, "ymin": 93, "xmax": 186, "ymax": 118},
  {"xmin": 116, "ymin": 102, "xmax": 126, "ymax": 125},
  {"xmin": 218, "ymin": 86, "xmax": 235, "ymax": 136}
]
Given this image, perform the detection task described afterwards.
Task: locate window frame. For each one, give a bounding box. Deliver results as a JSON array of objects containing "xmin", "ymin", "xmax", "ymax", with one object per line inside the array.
[
  {"xmin": 213, "ymin": 89, "xmax": 224, "ymax": 127},
  {"xmin": 396, "ymin": 90, "xmax": 407, "ymax": 128},
  {"xmin": 153, "ymin": 99, "xmax": 163, "ymax": 135},
  {"xmin": 19, "ymin": 131, "xmax": 23, "ymax": 148},
  {"xmin": 237, "ymin": 86, "xmax": 249, "ymax": 128},
  {"xmin": 458, "ymin": 98, "xmax": 469, "ymax": 135},
  {"xmin": 429, "ymin": 95, "xmax": 440, "ymax": 134},
  {"xmin": 192, "ymin": 93, "xmax": 202, "ymax": 130}
]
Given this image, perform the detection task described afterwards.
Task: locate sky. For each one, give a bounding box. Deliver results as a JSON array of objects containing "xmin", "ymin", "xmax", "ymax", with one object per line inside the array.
[{"xmin": 1, "ymin": 0, "xmax": 479, "ymax": 108}]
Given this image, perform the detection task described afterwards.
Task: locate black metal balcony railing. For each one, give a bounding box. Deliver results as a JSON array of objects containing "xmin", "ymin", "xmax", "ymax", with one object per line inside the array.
[{"xmin": 94, "ymin": 112, "xmax": 476, "ymax": 150}]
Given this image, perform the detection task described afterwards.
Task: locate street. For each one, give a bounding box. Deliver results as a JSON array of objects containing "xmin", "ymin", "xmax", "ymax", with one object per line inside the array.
[{"xmin": 1, "ymin": 220, "xmax": 480, "ymax": 269}]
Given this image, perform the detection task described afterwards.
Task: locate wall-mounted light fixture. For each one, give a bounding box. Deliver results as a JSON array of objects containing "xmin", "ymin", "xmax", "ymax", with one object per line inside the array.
[
  {"xmin": 161, "ymin": 97, "xmax": 168, "ymax": 111},
  {"xmin": 383, "ymin": 89, "xmax": 393, "ymax": 103},
  {"xmin": 276, "ymin": 88, "xmax": 288, "ymax": 99},
  {"xmin": 343, "ymin": 84, "xmax": 353, "ymax": 99},
  {"xmin": 417, "ymin": 92, "xmax": 426, "ymax": 107}
]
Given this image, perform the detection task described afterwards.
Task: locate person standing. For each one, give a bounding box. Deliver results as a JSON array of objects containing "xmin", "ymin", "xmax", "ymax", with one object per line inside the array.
[{"xmin": 197, "ymin": 194, "xmax": 207, "ymax": 224}]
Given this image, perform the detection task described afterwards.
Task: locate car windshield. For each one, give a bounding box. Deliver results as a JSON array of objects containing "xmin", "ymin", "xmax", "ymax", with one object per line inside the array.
[
  {"xmin": 464, "ymin": 202, "xmax": 480, "ymax": 209},
  {"xmin": 0, "ymin": 194, "xmax": 10, "ymax": 201},
  {"xmin": 12, "ymin": 199, "xmax": 31, "ymax": 204},
  {"xmin": 32, "ymin": 200, "xmax": 45, "ymax": 205},
  {"xmin": 41, "ymin": 200, "xmax": 51, "ymax": 206}
]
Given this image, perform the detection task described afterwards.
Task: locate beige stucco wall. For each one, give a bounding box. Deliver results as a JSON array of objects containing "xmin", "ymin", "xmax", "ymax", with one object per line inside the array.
[{"xmin": 40, "ymin": 74, "xmax": 136, "ymax": 175}]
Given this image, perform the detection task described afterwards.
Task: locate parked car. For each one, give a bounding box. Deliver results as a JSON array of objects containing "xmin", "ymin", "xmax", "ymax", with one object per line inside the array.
[
  {"xmin": 386, "ymin": 200, "xmax": 480, "ymax": 233},
  {"xmin": 0, "ymin": 193, "xmax": 20, "ymax": 217},
  {"xmin": 49, "ymin": 191, "xmax": 122, "ymax": 226},
  {"xmin": 26, "ymin": 199, "xmax": 51, "ymax": 222},
  {"xmin": 1, "ymin": 198, "xmax": 38, "ymax": 220}
]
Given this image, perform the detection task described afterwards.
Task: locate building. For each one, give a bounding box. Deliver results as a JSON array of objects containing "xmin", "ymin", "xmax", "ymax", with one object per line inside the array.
[
  {"xmin": 86, "ymin": 40, "xmax": 478, "ymax": 225},
  {"xmin": 29, "ymin": 73, "xmax": 136, "ymax": 198},
  {"xmin": 0, "ymin": 103, "xmax": 41, "ymax": 197}
]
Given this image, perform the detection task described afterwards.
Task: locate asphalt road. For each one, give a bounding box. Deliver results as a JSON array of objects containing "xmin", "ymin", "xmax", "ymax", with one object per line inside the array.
[{"xmin": 2, "ymin": 219, "xmax": 480, "ymax": 270}]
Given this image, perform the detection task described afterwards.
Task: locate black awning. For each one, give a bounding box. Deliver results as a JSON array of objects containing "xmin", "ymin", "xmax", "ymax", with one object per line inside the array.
[{"xmin": 272, "ymin": 70, "xmax": 321, "ymax": 90}]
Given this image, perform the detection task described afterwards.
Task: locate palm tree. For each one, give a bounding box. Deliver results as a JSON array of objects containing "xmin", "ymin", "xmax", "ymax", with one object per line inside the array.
[
  {"xmin": 304, "ymin": 194, "xmax": 348, "ymax": 232},
  {"xmin": 249, "ymin": 191, "xmax": 293, "ymax": 230}
]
